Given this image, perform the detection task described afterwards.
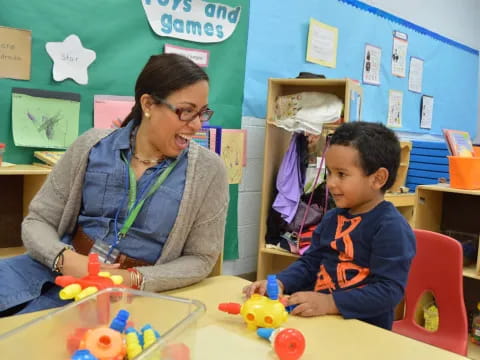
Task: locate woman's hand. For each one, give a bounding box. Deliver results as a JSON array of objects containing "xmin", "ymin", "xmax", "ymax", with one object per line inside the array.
[
  {"xmin": 287, "ymin": 291, "xmax": 339, "ymax": 317},
  {"xmin": 242, "ymin": 279, "xmax": 285, "ymax": 298},
  {"xmin": 61, "ymin": 250, "xmax": 120, "ymax": 278}
]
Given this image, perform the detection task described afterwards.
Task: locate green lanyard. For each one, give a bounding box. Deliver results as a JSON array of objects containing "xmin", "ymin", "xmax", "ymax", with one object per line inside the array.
[{"xmin": 119, "ymin": 153, "xmax": 179, "ymax": 239}]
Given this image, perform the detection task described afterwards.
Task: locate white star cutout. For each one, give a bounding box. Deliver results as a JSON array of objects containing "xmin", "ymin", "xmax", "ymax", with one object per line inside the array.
[{"xmin": 45, "ymin": 34, "xmax": 96, "ymax": 85}]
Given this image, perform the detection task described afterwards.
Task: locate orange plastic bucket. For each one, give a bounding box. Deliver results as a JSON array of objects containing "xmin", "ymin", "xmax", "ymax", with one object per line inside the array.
[{"xmin": 448, "ymin": 156, "xmax": 480, "ymax": 190}]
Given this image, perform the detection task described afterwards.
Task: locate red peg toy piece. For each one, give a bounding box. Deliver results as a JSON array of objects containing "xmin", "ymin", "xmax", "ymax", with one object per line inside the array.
[{"xmin": 273, "ymin": 328, "xmax": 306, "ymax": 360}]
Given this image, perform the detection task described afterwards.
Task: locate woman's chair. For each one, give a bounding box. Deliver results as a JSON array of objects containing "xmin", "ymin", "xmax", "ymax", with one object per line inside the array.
[{"xmin": 392, "ymin": 229, "xmax": 468, "ymax": 355}]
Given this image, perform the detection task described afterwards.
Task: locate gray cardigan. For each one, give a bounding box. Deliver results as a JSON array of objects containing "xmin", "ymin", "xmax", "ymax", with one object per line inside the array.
[{"xmin": 22, "ymin": 128, "xmax": 229, "ymax": 292}]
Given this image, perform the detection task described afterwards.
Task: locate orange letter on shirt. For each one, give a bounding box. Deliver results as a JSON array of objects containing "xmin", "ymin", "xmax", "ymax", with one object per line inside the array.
[
  {"xmin": 330, "ymin": 216, "xmax": 361, "ymax": 261},
  {"xmin": 314, "ymin": 265, "xmax": 336, "ymax": 292},
  {"xmin": 337, "ymin": 262, "xmax": 370, "ymax": 288}
]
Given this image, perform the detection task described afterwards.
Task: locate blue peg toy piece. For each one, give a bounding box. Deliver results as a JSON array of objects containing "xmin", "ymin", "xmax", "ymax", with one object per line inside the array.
[
  {"xmin": 257, "ymin": 327, "xmax": 275, "ymax": 340},
  {"xmin": 266, "ymin": 274, "xmax": 279, "ymax": 300},
  {"xmin": 110, "ymin": 309, "xmax": 130, "ymax": 333},
  {"xmin": 71, "ymin": 349, "xmax": 98, "ymax": 360}
]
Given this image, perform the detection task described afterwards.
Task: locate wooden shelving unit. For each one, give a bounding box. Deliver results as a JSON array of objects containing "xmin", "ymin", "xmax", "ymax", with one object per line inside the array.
[
  {"xmin": 256, "ymin": 78, "xmax": 362, "ymax": 280},
  {"xmin": 414, "ymin": 184, "xmax": 480, "ymax": 278},
  {"xmin": 256, "ymin": 78, "xmax": 419, "ymax": 281},
  {"xmin": 0, "ymin": 165, "xmax": 50, "ymax": 247}
]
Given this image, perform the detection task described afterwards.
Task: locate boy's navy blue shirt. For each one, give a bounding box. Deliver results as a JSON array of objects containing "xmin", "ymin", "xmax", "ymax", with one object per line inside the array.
[{"xmin": 277, "ymin": 201, "xmax": 416, "ymax": 330}]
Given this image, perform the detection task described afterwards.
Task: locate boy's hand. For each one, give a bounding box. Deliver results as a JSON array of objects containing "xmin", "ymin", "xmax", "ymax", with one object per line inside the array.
[
  {"xmin": 242, "ymin": 279, "xmax": 285, "ymax": 298},
  {"xmin": 287, "ymin": 291, "xmax": 339, "ymax": 317}
]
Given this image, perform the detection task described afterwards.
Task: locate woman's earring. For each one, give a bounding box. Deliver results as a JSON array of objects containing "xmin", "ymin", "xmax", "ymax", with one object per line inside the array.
[{"xmin": 145, "ymin": 112, "xmax": 150, "ymax": 119}]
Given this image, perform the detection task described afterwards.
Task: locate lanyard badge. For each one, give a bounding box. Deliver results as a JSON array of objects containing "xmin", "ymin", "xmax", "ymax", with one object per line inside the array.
[
  {"xmin": 102, "ymin": 152, "xmax": 180, "ymax": 262},
  {"xmin": 91, "ymin": 240, "xmax": 121, "ymax": 264}
]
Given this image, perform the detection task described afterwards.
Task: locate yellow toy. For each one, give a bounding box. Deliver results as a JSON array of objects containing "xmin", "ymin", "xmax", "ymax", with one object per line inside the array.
[
  {"xmin": 219, "ymin": 294, "xmax": 288, "ymax": 330},
  {"xmin": 218, "ymin": 275, "xmax": 288, "ymax": 330}
]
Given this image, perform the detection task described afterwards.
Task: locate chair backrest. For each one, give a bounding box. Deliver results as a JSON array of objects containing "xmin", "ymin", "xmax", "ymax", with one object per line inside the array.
[{"xmin": 402, "ymin": 229, "xmax": 468, "ymax": 349}]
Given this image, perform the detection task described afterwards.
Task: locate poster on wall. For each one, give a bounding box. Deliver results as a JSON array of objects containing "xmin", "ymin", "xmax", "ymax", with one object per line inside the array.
[
  {"xmin": 306, "ymin": 18, "xmax": 338, "ymax": 68},
  {"xmin": 221, "ymin": 129, "xmax": 246, "ymax": 184},
  {"xmin": 362, "ymin": 44, "xmax": 381, "ymax": 85},
  {"xmin": 0, "ymin": 26, "xmax": 32, "ymax": 80},
  {"xmin": 164, "ymin": 44, "xmax": 209, "ymax": 67},
  {"xmin": 45, "ymin": 34, "xmax": 96, "ymax": 85},
  {"xmin": 142, "ymin": 0, "xmax": 241, "ymax": 43},
  {"xmin": 94, "ymin": 95, "xmax": 135, "ymax": 129},
  {"xmin": 387, "ymin": 90, "xmax": 403, "ymax": 128},
  {"xmin": 408, "ymin": 56, "xmax": 424, "ymax": 93},
  {"xmin": 12, "ymin": 88, "xmax": 80, "ymax": 149},
  {"xmin": 391, "ymin": 31, "xmax": 408, "ymax": 78},
  {"xmin": 420, "ymin": 95, "xmax": 434, "ymax": 129}
]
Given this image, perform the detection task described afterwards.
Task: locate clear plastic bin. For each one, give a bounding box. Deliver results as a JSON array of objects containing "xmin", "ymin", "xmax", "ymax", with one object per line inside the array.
[{"xmin": 0, "ymin": 288, "xmax": 205, "ymax": 359}]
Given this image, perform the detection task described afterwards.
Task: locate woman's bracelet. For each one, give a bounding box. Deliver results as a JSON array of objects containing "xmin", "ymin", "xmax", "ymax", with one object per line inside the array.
[
  {"xmin": 52, "ymin": 246, "xmax": 73, "ymax": 273},
  {"xmin": 127, "ymin": 268, "xmax": 144, "ymax": 290}
]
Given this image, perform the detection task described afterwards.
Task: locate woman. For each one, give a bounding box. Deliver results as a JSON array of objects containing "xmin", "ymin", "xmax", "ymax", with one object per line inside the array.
[{"xmin": 0, "ymin": 54, "xmax": 229, "ymax": 316}]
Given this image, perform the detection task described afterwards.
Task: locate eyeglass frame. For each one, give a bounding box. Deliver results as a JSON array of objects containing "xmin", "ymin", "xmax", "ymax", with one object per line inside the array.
[{"xmin": 150, "ymin": 94, "xmax": 214, "ymax": 123}]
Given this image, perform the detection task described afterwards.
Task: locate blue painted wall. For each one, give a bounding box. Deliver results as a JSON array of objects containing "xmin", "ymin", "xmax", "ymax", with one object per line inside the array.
[{"xmin": 242, "ymin": 0, "xmax": 479, "ymax": 137}]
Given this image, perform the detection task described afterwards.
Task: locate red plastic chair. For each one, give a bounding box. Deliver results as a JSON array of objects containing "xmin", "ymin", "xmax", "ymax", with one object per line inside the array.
[{"xmin": 393, "ymin": 229, "xmax": 468, "ymax": 355}]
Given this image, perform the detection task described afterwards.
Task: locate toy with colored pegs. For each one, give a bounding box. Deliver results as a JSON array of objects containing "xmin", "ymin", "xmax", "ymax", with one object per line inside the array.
[
  {"xmin": 218, "ymin": 274, "xmax": 288, "ymax": 330},
  {"xmin": 55, "ymin": 253, "xmax": 125, "ymax": 301},
  {"xmin": 257, "ymin": 327, "xmax": 306, "ymax": 360},
  {"xmin": 78, "ymin": 327, "xmax": 126, "ymax": 360}
]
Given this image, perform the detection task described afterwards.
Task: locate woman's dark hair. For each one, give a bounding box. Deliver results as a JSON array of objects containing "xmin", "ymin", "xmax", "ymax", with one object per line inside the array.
[
  {"xmin": 122, "ymin": 53, "xmax": 209, "ymax": 127},
  {"xmin": 330, "ymin": 121, "xmax": 400, "ymax": 192}
]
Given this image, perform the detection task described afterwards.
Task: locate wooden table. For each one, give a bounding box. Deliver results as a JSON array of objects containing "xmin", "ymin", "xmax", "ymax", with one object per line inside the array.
[{"xmin": 0, "ymin": 276, "xmax": 469, "ymax": 359}]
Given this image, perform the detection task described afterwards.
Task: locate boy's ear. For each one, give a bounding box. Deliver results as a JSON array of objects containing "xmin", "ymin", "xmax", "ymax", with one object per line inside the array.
[{"xmin": 371, "ymin": 167, "xmax": 389, "ymax": 190}]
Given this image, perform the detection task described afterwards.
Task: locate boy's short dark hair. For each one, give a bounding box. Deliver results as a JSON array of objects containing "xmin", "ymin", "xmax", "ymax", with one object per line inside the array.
[{"xmin": 329, "ymin": 121, "xmax": 400, "ymax": 192}]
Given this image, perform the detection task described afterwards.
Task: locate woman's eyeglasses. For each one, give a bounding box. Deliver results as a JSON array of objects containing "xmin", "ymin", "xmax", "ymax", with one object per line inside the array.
[{"xmin": 153, "ymin": 96, "xmax": 213, "ymax": 123}]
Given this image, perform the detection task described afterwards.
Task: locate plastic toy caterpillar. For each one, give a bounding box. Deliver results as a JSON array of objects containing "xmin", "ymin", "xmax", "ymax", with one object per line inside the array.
[{"xmin": 68, "ymin": 309, "xmax": 165, "ymax": 360}]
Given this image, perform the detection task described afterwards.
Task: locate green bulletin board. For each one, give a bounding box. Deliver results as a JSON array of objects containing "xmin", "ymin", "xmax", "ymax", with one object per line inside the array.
[{"xmin": 0, "ymin": 0, "xmax": 249, "ymax": 260}]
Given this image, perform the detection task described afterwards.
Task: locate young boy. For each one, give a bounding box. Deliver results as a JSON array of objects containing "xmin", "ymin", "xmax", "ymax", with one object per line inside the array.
[{"xmin": 244, "ymin": 121, "xmax": 416, "ymax": 330}]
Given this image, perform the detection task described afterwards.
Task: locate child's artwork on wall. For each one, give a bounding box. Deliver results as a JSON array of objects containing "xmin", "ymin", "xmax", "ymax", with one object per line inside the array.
[
  {"xmin": 45, "ymin": 34, "xmax": 96, "ymax": 85},
  {"xmin": 387, "ymin": 90, "xmax": 403, "ymax": 128},
  {"xmin": 220, "ymin": 129, "xmax": 246, "ymax": 184},
  {"xmin": 362, "ymin": 44, "xmax": 381, "ymax": 85},
  {"xmin": 0, "ymin": 26, "xmax": 32, "ymax": 80},
  {"xmin": 391, "ymin": 31, "xmax": 408, "ymax": 77},
  {"xmin": 12, "ymin": 87, "xmax": 80, "ymax": 148},
  {"xmin": 94, "ymin": 95, "xmax": 135, "ymax": 129}
]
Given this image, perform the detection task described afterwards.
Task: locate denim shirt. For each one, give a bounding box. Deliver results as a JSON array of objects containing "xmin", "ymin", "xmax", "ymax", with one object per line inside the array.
[{"xmin": 78, "ymin": 121, "xmax": 187, "ymax": 264}]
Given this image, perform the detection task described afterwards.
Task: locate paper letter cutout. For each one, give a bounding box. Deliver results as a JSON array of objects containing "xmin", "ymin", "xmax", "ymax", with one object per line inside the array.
[{"xmin": 45, "ymin": 34, "xmax": 96, "ymax": 85}]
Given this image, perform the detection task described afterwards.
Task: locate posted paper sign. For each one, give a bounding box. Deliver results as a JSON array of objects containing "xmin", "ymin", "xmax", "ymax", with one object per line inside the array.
[
  {"xmin": 306, "ymin": 18, "xmax": 338, "ymax": 68},
  {"xmin": 94, "ymin": 95, "xmax": 135, "ymax": 129},
  {"xmin": 45, "ymin": 34, "xmax": 96, "ymax": 85},
  {"xmin": 142, "ymin": 0, "xmax": 241, "ymax": 43},
  {"xmin": 0, "ymin": 26, "xmax": 32, "ymax": 80},
  {"xmin": 420, "ymin": 95, "xmax": 434, "ymax": 129},
  {"xmin": 387, "ymin": 90, "xmax": 403, "ymax": 128},
  {"xmin": 363, "ymin": 44, "xmax": 381, "ymax": 85},
  {"xmin": 164, "ymin": 44, "xmax": 209, "ymax": 67},
  {"xmin": 391, "ymin": 32, "xmax": 408, "ymax": 78},
  {"xmin": 408, "ymin": 57, "xmax": 424, "ymax": 93}
]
